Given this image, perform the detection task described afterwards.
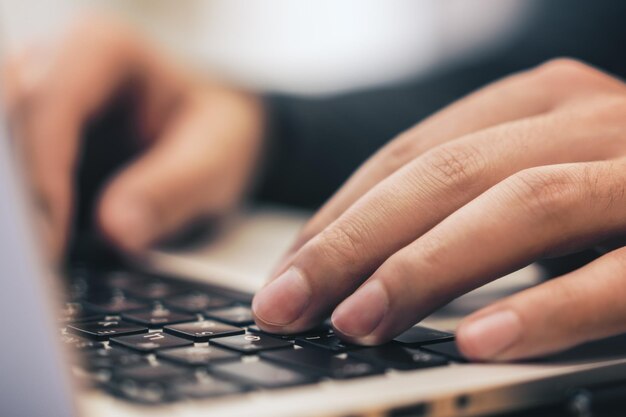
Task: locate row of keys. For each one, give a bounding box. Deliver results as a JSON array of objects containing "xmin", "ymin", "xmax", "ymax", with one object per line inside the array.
[
  {"xmin": 67, "ymin": 316, "xmax": 459, "ymax": 358},
  {"xmin": 71, "ymin": 332, "xmax": 458, "ymax": 404},
  {"xmin": 66, "ymin": 269, "xmax": 238, "ymax": 309},
  {"xmin": 63, "ymin": 268, "xmax": 461, "ymax": 405},
  {"xmin": 66, "ymin": 304, "xmax": 255, "ymax": 340}
]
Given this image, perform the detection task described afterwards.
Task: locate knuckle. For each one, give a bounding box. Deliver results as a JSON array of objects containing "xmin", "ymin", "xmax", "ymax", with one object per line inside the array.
[
  {"xmin": 64, "ymin": 14, "xmax": 130, "ymax": 53},
  {"xmin": 533, "ymin": 58, "xmax": 604, "ymax": 86},
  {"xmin": 584, "ymin": 162, "xmax": 626, "ymax": 211},
  {"xmin": 315, "ymin": 219, "xmax": 372, "ymax": 271},
  {"xmin": 378, "ymin": 131, "xmax": 424, "ymax": 172},
  {"xmin": 504, "ymin": 167, "xmax": 582, "ymax": 221},
  {"xmin": 585, "ymin": 96, "xmax": 626, "ymax": 126},
  {"xmin": 528, "ymin": 58, "xmax": 621, "ymax": 102},
  {"xmin": 67, "ymin": 14, "xmax": 115, "ymax": 39},
  {"xmin": 603, "ymin": 246, "xmax": 626, "ymax": 273},
  {"xmin": 421, "ymin": 144, "xmax": 486, "ymax": 192}
]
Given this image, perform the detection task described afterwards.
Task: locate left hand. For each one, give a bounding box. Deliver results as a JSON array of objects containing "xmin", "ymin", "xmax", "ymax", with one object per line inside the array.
[{"xmin": 252, "ymin": 59, "xmax": 626, "ymax": 361}]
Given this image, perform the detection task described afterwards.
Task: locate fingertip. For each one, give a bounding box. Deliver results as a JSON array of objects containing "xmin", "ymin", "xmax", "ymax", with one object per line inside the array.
[
  {"xmin": 97, "ymin": 192, "xmax": 155, "ymax": 253},
  {"xmin": 457, "ymin": 309, "xmax": 522, "ymax": 361},
  {"xmin": 252, "ymin": 267, "xmax": 312, "ymax": 328}
]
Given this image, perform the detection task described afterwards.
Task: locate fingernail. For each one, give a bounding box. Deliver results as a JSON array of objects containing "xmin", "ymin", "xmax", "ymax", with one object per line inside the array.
[
  {"xmin": 332, "ymin": 280, "xmax": 389, "ymax": 339},
  {"xmin": 459, "ymin": 310, "xmax": 522, "ymax": 359},
  {"xmin": 252, "ymin": 267, "xmax": 311, "ymax": 326}
]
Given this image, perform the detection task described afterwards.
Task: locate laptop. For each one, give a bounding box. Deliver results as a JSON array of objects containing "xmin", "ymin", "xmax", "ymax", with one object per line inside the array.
[
  {"xmin": 3, "ymin": 9, "xmax": 626, "ymax": 417},
  {"xmin": 2, "ymin": 97, "xmax": 626, "ymax": 417}
]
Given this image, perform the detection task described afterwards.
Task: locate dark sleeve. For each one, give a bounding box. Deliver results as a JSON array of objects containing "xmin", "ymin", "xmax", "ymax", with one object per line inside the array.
[{"xmin": 253, "ymin": 0, "xmax": 626, "ymax": 208}]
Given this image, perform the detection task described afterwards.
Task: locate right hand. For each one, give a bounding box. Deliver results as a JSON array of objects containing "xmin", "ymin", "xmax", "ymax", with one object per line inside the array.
[{"xmin": 3, "ymin": 15, "xmax": 265, "ymax": 260}]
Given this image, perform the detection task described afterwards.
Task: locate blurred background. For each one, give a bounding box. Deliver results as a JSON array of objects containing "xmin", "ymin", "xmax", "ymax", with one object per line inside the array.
[{"xmin": 0, "ymin": 0, "xmax": 533, "ymax": 95}]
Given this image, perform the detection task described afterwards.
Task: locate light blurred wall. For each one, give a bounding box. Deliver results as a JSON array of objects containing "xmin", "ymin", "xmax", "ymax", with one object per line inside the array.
[{"xmin": 0, "ymin": 0, "xmax": 533, "ymax": 95}]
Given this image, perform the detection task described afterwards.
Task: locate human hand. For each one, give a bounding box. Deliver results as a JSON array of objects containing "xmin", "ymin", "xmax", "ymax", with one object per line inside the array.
[
  {"xmin": 3, "ymin": 15, "xmax": 264, "ymax": 259},
  {"xmin": 253, "ymin": 59, "xmax": 626, "ymax": 361}
]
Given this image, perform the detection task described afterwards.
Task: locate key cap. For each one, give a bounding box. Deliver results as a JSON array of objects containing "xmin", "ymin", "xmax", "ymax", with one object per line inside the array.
[
  {"xmin": 157, "ymin": 346, "xmax": 239, "ymax": 366},
  {"xmin": 101, "ymin": 270, "xmax": 147, "ymax": 289},
  {"xmin": 124, "ymin": 281, "xmax": 184, "ymax": 301},
  {"xmin": 67, "ymin": 320, "xmax": 148, "ymax": 341},
  {"xmin": 110, "ymin": 332, "xmax": 193, "ymax": 353},
  {"xmin": 204, "ymin": 306, "xmax": 254, "ymax": 326},
  {"xmin": 295, "ymin": 333, "xmax": 359, "ymax": 353},
  {"xmin": 110, "ymin": 363, "xmax": 194, "ymax": 403},
  {"xmin": 261, "ymin": 347, "xmax": 382, "ymax": 379},
  {"xmin": 122, "ymin": 307, "xmax": 196, "ymax": 328},
  {"xmin": 81, "ymin": 347, "xmax": 148, "ymax": 371},
  {"xmin": 422, "ymin": 341, "xmax": 467, "ymax": 362},
  {"xmin": 211, "ymin": 333, "xmax": 293, "ymax": 354},
  {"xmin": 60, "ymin": 334, "xmax": 105, "ymax": 350},
  {"xmin": 58, "ymin": 303, "xmax": 102, "ymax": 324},
  {"xmin": 349, "ymin": 344, "xmax": 449, "ymax": 371},
  {"xmin": 164, "ymin": 292, "xmax": 231, "ymax": 313},
  {"xmin": 83, "ymin": 295, "xmax": 149, "ymax": 314},
  {"xmin": 170, "ymin": 378, "xmax": 242, "ymax": 399},
  {"xmin": 247, "ymin": 324, "xmax": 332, "ymax": 341},
  {"xmin": 394, "ymin": 326, "xmax": 455, "ymax": 346},
  {"xmin": 112, "ymin": 362, "xmax": 191, "ymax": 383},
  {"xmin": 212, "ymin": 360, "xmax": 314, "ymax": 389},
  {"xmin": 164, "ymin": 320, "xmax": 244, "ymax": 342}
]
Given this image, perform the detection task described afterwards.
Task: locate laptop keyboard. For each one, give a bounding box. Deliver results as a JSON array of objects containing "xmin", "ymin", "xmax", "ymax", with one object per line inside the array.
[{"xmin": 59, "ymin": 267, "xmax": 462, "ymax": 404}]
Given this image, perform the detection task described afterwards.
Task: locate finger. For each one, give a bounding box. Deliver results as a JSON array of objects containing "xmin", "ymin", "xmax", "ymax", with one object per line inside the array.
[
  {"xmin": 457, "ymin": 246, "xmax": 626, "ymax": 361},
  {"xmin": 276, "ymin": 59, "xmax": 625, "ymax": 270},
  {"xmin": 9, "ymin": 19, "xmax": 140, "ymax": 257},
  {"xmin": 330, "ymin": 160, "xmax": 626, "ymax": 344},
  {"xmin": 10, "ymin": 17, "xmax": 182, "ymax": 257},
  {"xmin": 1, "ymin": 44, "xmax": 50, "ymax": 116},
  {"xmin": 253, "ymin": 103, "xmax": 626, "ymax": 334},
  {"xmin": 97, "ymin": 91, "xmax": 263, "ymax": 252}
]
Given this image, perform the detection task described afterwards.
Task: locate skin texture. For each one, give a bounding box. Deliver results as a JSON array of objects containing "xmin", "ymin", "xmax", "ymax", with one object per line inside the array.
[
  {"xmin": 2, "ymin": 16, "xmax": 264, "ymax": 260},
  {"xmin": 253, "ymin": 58, "xmax": 626, "ymax": 361}
]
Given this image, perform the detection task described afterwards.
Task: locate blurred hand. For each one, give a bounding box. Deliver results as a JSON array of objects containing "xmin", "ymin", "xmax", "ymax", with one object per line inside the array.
[
  {"xmin": 3, "ymin": 16, "xmax": 264, "ymax": 259},
  {"xmin": 253, "ymin": 59, "xmax": 626, "ymax": 361}
]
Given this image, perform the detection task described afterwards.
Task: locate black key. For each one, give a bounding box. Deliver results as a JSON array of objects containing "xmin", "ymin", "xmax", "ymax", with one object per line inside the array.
[
  {"xmin": 295, "ymin": 333, "xmax": 359, "ymax": 353},
  {"xmin": 261, "ymin": 348, "xmax": 382, "ymax": 379},
  {"xmin": 170, "ymin": 377, "xmax": 242, "ymax": 399},
  {"xmin": 164, "ymin": 320, "xmax": 244, "ymax": 342},
  {"xmin": 101, "ymin": 271, "xmax": 148, "ymax": 291},
  {"xmin": 110, "ymin": 363, "xmax": 193, "ymax": 403},
  {"xmin": 212, "ymin": 360, "xmax": 314, "ymax": 389},
  {"xmin": 83, "ymin": 295, "xmax": 149, "ymax": 314},
  {"xmin": 211, "ymin": 333, "xmax": 293, "ymax": 354},
  {"xmin": 111, "ymin": 332, "xmax": 193, "ymax": 353},
  {"xmin": 59, "ymin": 303, "xmax": 102, "ymax": 324},
  {"xmin": 157, "ymin": 346, "xmax": 239, "ymax": 366},
  {"xmin": 204, "ymin": 306, "xmax": 254, "ymax": 326},
  {"xmin": 394, "ymin": 326, "xmax": 454, "ymax": 346},
  {"xmin": 81, "ymin": 347, "xmax": 148, "ymax": 371},
  {"xmin": 422, "ymin": 341, "xmax": 466, "ymax": 362},
  {"xmin": 124, "ymin": 281, "xmax": 184, "ymax": 301},
  {"xmin": 122, "ymin": 307, "xmax": 196, "ymax": 328},
  {"xmin": 164, "ymin": 292, "xmax": 231, "ymax": 313},
  {"xmin": 112, "ymin": 362, "xmax": 191, "ymax": 383},
  {"xmin": 349, "ymin": 344, "xmax": 449, "ymax": 371},
  {"xmin": 67, "ymin": 320, "xmax": 148, "ymax": 341},
  {"xmin": 248, "ymin": 324, "xmax": 332, "ymax": 341},
  {"xmin": 60, "ymin": 334, "xmax": 105, "ymax": 350}
]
